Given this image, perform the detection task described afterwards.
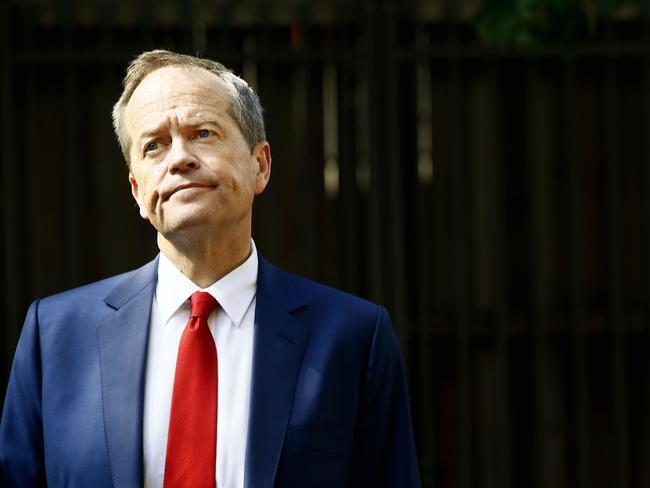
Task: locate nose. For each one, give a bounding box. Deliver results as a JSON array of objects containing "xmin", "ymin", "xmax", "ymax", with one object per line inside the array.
[{"xmin": 167, "ymin": 138, "xmax": 199, "ymax": 174}]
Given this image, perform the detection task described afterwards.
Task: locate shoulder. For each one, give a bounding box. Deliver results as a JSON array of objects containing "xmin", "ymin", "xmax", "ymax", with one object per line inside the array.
[
  {"xmin": 39, "ymin": 271, "xmax": 131, "ymax": 306},
  {"xmin": 258, "ymin": 256, "xmax": 381, "ymax": 318},
  {"xmin": 257, "ymin": 256, "xmax": 389, "ymax": 348},
  {"xmin": 31, "ymin": 258, "xmax": 158, "ymax": 326}
]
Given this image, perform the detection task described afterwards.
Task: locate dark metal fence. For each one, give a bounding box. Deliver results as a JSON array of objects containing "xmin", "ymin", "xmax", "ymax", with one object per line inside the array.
[{"xmin": 2, "ymin": 1, "xmax": 650, "ymax": 487}]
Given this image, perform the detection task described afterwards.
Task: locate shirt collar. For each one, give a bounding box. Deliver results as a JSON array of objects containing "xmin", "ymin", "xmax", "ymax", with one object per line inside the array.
[{"xmin": 155, "ymin": 240, "xmax": 258, "ymax": 327}]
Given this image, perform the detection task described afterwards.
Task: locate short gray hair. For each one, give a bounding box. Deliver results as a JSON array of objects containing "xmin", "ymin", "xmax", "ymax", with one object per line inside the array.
[{"xmin": 112, "ymin": 49, "xmax": 266, "ymax": 167}]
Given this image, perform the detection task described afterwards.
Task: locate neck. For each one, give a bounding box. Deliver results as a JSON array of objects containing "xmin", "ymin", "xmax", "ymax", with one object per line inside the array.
[{"xmin": 157, "ymin": 229, "xmax": 252, "ymax": 288}]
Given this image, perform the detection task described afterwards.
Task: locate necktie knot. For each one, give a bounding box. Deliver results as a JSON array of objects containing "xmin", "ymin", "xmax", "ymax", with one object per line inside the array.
[{"xmin": 189, "ymin": 291, "xmax": 218, "ymax": 320}]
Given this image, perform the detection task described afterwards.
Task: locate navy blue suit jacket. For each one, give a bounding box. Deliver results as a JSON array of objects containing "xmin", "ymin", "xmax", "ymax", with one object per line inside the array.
[{"xmin": 0, "ymin": 255, "xmax": 420, "ymax": 487}]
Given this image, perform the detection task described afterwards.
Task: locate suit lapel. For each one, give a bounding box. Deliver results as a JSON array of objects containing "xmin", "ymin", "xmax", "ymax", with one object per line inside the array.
[
  {"xmin": 96, "ymin": 258, "xmax": 158, "ymax": 488},
  {"xmin": 245, "ymin": 258, "xmax": 310, "ymax": 488}
]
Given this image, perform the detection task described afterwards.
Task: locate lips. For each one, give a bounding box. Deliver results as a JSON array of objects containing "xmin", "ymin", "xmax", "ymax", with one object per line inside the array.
[{"xmin": 165, "ymin": 183, "xmax": 213, "ymax": 200}]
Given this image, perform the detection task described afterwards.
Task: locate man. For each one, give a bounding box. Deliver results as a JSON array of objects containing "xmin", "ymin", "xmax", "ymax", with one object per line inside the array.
[{"xmin": 0, "ymin": 50, "xmax": 420, "ymax": 487}]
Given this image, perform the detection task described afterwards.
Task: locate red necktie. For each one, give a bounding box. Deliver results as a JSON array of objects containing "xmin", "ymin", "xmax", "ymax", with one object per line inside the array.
[{"xmin": 164, "ymin": 292, "xmax": 218, "ymax": 488}]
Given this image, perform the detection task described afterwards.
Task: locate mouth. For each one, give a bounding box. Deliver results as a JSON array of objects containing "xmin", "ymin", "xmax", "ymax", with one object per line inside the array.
[{"xmin": 166, "ymin": 183, "xmax": 214, "ymax": 200}]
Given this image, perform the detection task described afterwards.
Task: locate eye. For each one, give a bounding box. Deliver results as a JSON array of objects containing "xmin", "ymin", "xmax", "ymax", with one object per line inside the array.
[
  {"xmin": 197, "ymin": 129, "xmax": 212, "ymax": 138},
  {"xmin": 144, "ymin": 141, "xmax": 159, "ymax": 153}
]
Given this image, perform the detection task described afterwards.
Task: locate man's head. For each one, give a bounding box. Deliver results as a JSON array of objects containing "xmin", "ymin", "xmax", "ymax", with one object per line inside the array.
[
  {"xmin": 114, "ymin": 50, "xmax": 271, "ymax": 247},
  {"xmin": 113, "ymin": 50, "xmax": 266, "ymax": 168}
]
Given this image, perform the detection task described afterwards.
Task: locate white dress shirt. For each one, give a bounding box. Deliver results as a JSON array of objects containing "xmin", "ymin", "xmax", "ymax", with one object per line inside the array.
[{"xmin": 143, "ymin": 242, "xmax": 258, "ymax": 488}]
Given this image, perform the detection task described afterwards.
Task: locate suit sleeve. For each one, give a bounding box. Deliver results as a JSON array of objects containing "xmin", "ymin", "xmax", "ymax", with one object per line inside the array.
[
  {"xmin": 349, "ymin": 306, "xmax": 421, "ymax": 487},
  {"xmin": 0, "ymin": 300, "xmax": 46, "ymax": 486}
]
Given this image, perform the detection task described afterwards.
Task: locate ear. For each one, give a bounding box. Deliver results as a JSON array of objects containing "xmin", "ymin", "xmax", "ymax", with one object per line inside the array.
[
  {"xmin": 129, "ymin": 173, "xmax": 150, "ymax": 220},
  {"xmin": 252, "ymin": 141, "xmax": 272, "ymax": 195}
]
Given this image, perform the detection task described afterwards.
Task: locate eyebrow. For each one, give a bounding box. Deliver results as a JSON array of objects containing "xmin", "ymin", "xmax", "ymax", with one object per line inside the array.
[{"xmin": 137, "ymin": 118, "xmax": 226, "ymax": 143}]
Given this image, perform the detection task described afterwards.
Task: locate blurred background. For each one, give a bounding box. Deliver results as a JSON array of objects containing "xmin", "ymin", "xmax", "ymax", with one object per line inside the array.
[{"xmin": 2, "ymin": 0, "xmax": 650, "ymax": 486}]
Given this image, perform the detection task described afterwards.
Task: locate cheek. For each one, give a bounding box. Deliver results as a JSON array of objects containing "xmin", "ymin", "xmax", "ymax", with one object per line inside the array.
[
  {"xmin": 141, "ymin": 168, "xmax": 165, "ymax": 205},
  {"xmin": 217, "ymin": 156, "xmax": 247, "ymax": 188},
  {"xmin": 145, "ymin": 189, "xmax": 162, "ymax": 214},
  {"xmin": 231, "ymin": 168, "xmax": 256, "ymax": 196}
]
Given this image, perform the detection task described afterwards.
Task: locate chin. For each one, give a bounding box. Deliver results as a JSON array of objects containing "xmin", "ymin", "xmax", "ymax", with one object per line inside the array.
[{"xmin": 164, "ymin": 217, "xmax": 212, "ymax": 236}]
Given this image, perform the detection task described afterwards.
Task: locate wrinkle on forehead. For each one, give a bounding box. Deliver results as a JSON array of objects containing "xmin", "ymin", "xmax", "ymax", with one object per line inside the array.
[
  {"xmin": 128, "ymin": 68, "xmax": 230, "ymax": 112},
  {"xmin": 132, "ymin": 66, "xmax": 228, "ymax": 99},
  {"xmin": 132, "ymin": 93, "xmax": 219, "ymax": 114},
  {"xmin": 124, "ymin": 66, "xmax": 234, "ymax": 140}
]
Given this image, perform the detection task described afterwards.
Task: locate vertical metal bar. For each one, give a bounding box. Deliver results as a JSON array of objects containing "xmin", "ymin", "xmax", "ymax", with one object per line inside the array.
[
  {"xmin": 565, "ymin": 56, "xmax": 590, "ymax": 488},
  {"xmin": 0, "ymin": 0, "xmax": 19, "ymax": 406},
  {"xmin": 351, "ymin": 1, "xmax": 372, "ymax": 300},
  {"xmin": 527, "ymin": 60, "xmax": 551, "ymax": 488},
  {"xmin": 416, "ymin": 56, "xmax": 433, "ymax": 188},
  {"xmin": 473, "ymin": 63, "xmax": 493, "ymax": 488},
  {"xmin": 528, "ymin": 58, "xmax": 566, "ymax": 488},
  {"xmin": 451, "ymin": 60, "xmax": 471, "ymax": 488},
  {"xmin": 214, "ymin": 2, "xmax": 231, "ymax": 62},
  {"xmin": 141, "ymin": 0, "xmax": 154, "ymax": 48},
  {"xmin": 355, "ymin": 43, "xmax": 371, "ymax": 294},
  {"xmin": 191, "ymin": 0, "xmax": 207, "ymax": 55},
  {"xmin": 415, "ymin": 61, "xmax": 435, "ymax": 488},
  {"xmin": 383, "ymin": 0, "xmax": 409, "ymax": 355},
  {"xmin": 414, "ymin": 33, "xmax": 435, "ymax": 488},
  {"xmin": 446, "ymin": 46, "xmax": 472, "ymax": 488},
  {"xmin": 323, "ymin": 62, "xmax": 339, "ymax": 201},
  {"xmin": 242, "ymin": 36, "xmax": 258, "ymax": 92},
  {"xmin": 24, "ymin": 20, "xmax": 43, "ymax": 298},
  {"xmin": 96, "ymin": 0, "xmax": 128, "ymax": 274},
  {"xmin": 296, "ymin": 4, "xmax": 318, "ymax": 279},
  {"xmin": 488, "ymin": 60, "xmax": 513, "ymax": 488},
  {"xmin": 605, "ymin": 53, "xmax": 629, "ymax": 488},
  {"xmin": 444, "ymin": 1, "xmax": 471, "ymax": 486},
  {"xmin": 364, "ymin": 0, "xmax": 386, "ymax": 305},
  {"xmin": 337, "ymin": 39, "xmax": 360, "ymax": 294},
  {"xmin": 322, "ymin": 59, "xmax": 340, "ymax": 286},
  {"xmin": 643, "ymin": 6, "xmax": 650, "ymax": 485},
  {"xmin": 62, "ymin": 0, "xmax": 82, "ymax": 286},
  {"xmin": 287, "ymin": 14, "xmax": 316, "ymax": 278},
  {"xmin": 23, "ymin": 0, "xmax": 48, "ymax": 296},
  {"xmin": 20, "ymin": 4, "xmax": 40, "ymax": 296}
]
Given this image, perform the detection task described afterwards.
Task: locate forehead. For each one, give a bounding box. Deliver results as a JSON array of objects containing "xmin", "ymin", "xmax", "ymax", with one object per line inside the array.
[{"xmin": 125, "ymin": 66, "xmax": 233, "ymax": 130}]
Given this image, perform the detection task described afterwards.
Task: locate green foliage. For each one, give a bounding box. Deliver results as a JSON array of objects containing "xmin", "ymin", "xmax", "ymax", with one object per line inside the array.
[{"xmin": 474, "ymin": 0, "xmax": 639, "ymax": 48}]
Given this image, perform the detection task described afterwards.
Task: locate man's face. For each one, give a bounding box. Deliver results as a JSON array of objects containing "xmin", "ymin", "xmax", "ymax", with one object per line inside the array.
[{"xmin": 125, "ymin": 66, "xmax": 270, "ymax": 241}]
